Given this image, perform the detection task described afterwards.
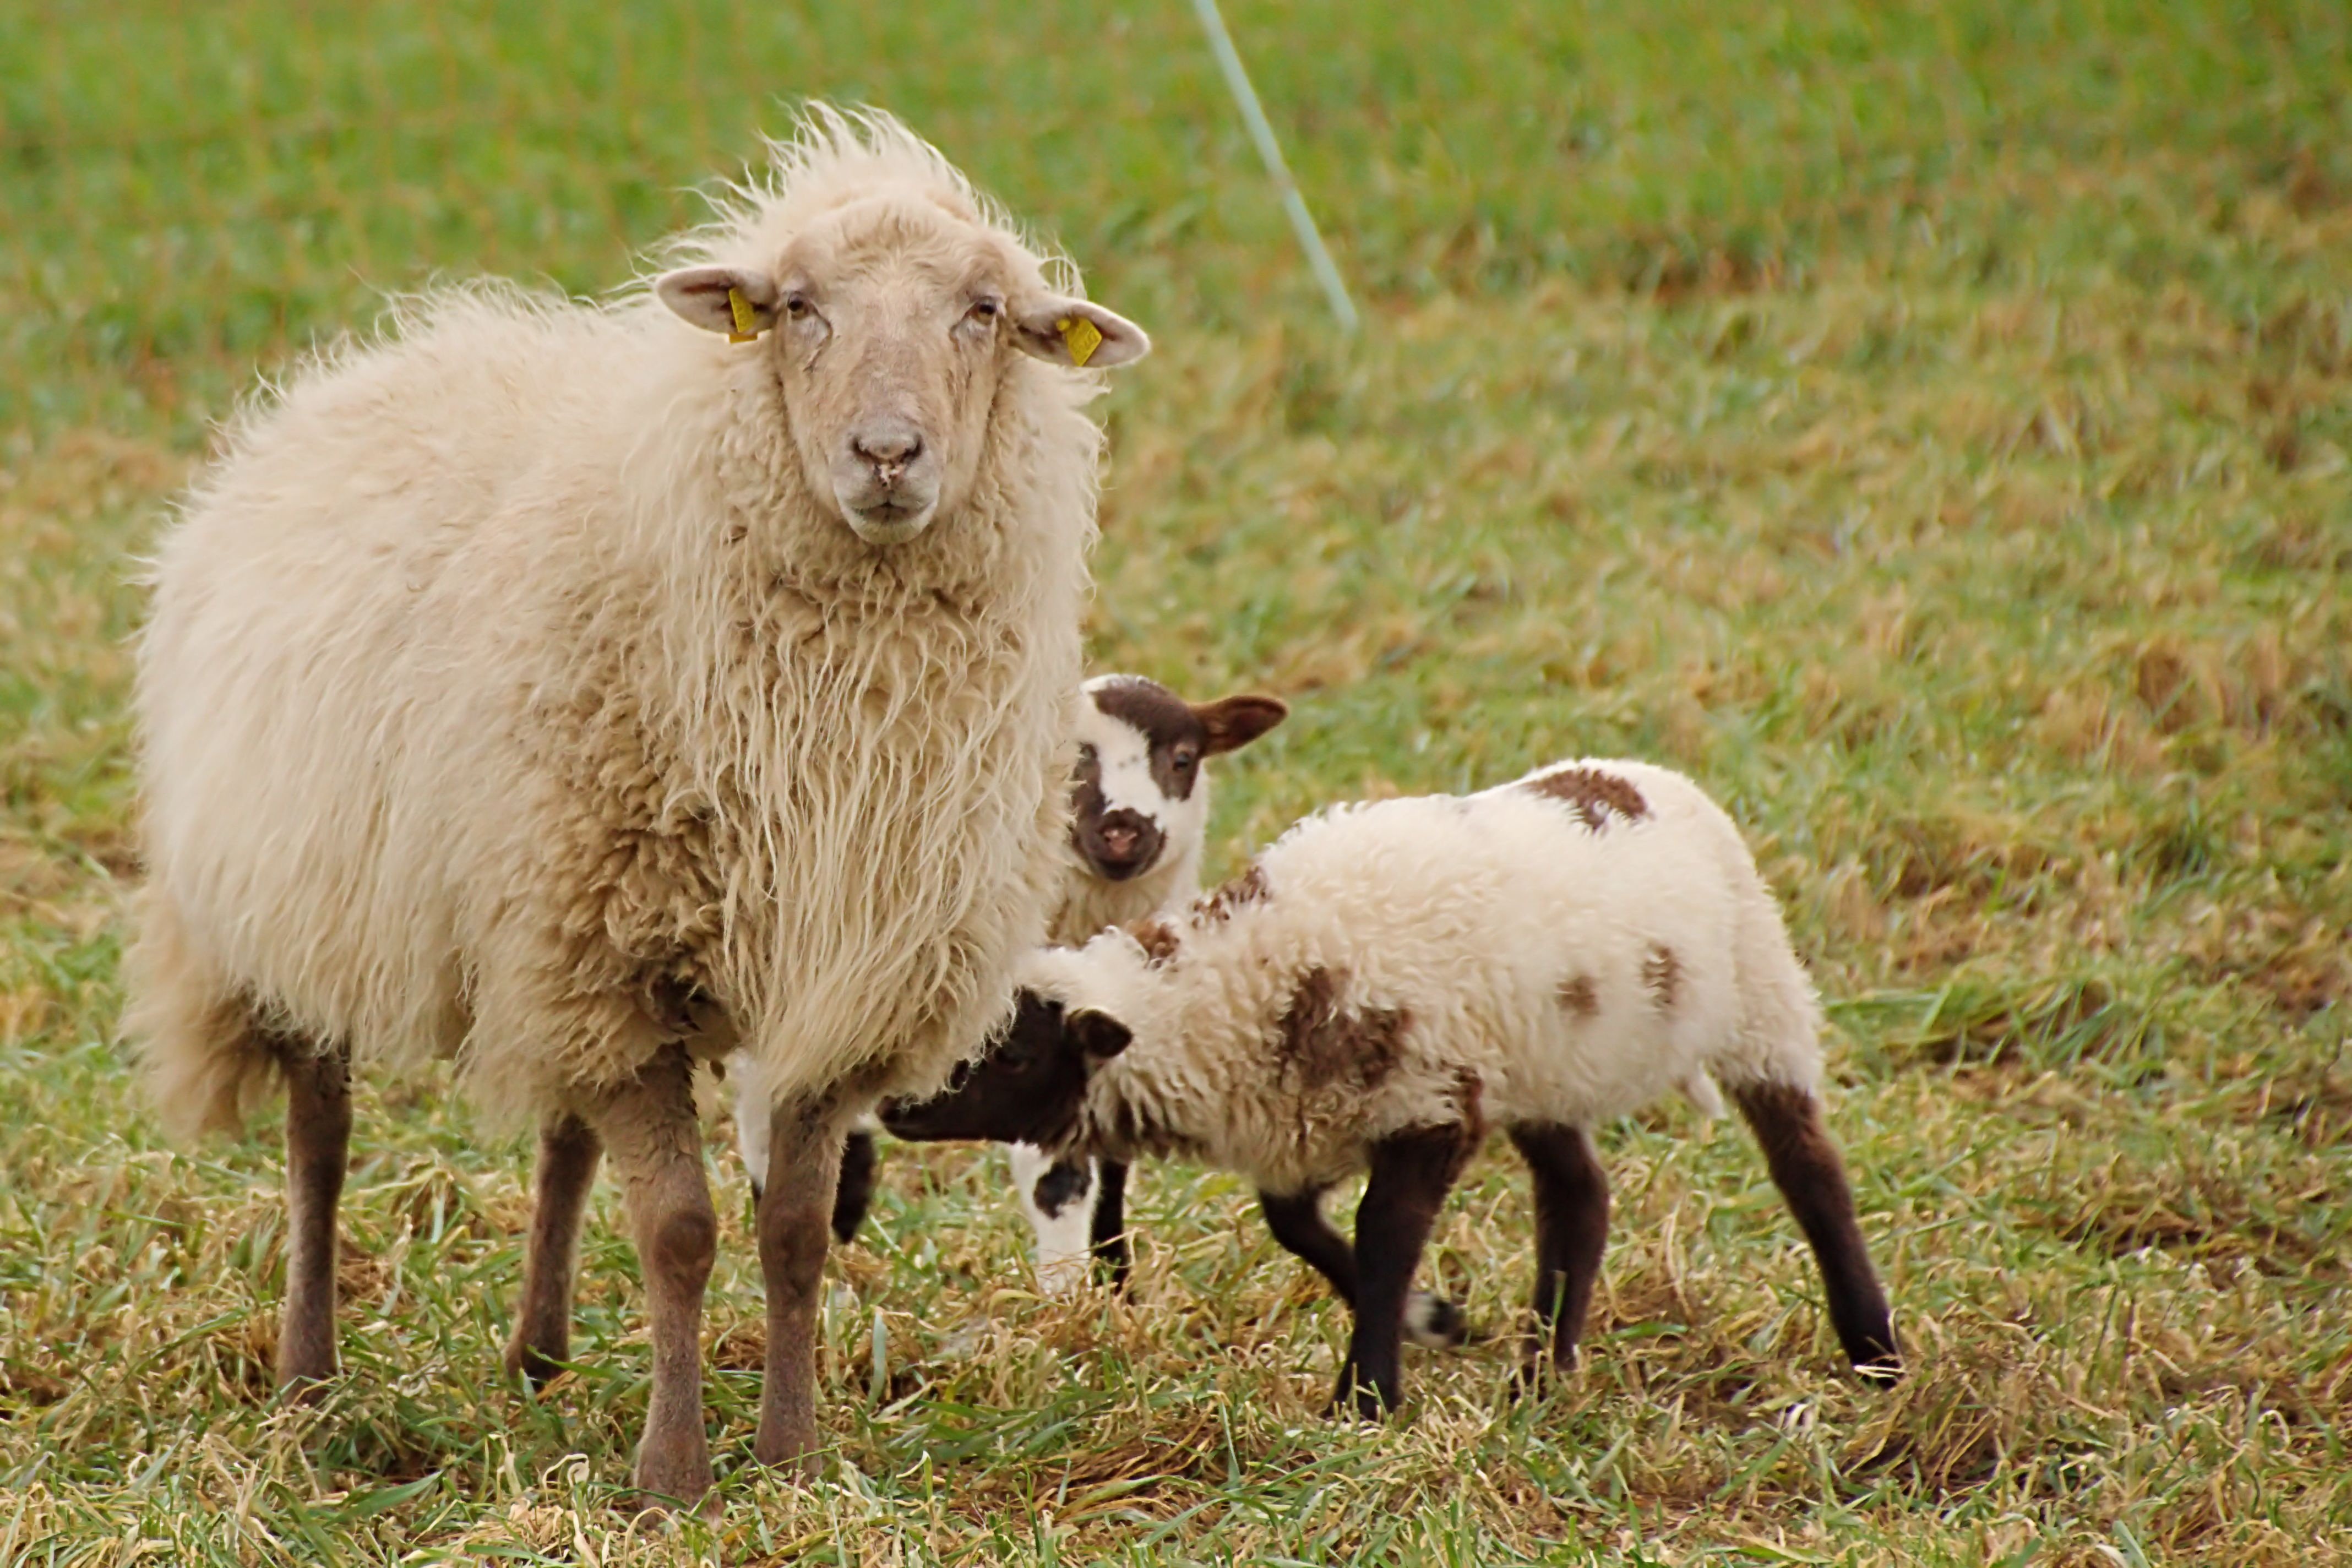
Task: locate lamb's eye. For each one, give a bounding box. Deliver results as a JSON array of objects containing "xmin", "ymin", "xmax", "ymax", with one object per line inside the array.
[
  {"xmin": 965, "ymin": 299, "xmax": 1002, "ymax": 326},
  {"xmin": 1172, "ymin": 747, "xmax": 1199, "ymax": 770},
  {"xmin": 783, "ymin": 293, "xmax": 813, "ymax": 320}
]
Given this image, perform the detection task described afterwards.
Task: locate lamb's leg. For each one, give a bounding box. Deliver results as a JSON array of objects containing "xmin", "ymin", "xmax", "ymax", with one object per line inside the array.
[
  {"xmin": 1260, "ymin": 1185, "xmax": 1467, "ymax": 1347},
  {"xmin": 584, "ymin": 1048, "xmax": 717, "ymax": 1509},
  {"xmin": 1729, "ymin": 1081, "xmax": 1901, "ymax": 1379},
  {"xmin": 754, "ymin": 1095, "xmax": 852, "ymax": 1476},
  {"xmin": 832, "ymin": 1126, "xmax": 879, "ymax": 1245},
  {"xmin": 279, "ymin": 1043, "xmax": 351, "ymax": 1393},
  {"xmin": 506, "ymin": 1112, "xmax": 604, "ymax": 1388},
  {"xmin": 1507, "ymin": 1121, "xmax": 1609, "ymax": 1380},
  {"xmin": 1009, "ymin": 1142, "xmax": 1096, "ymax": 1295},
  {"xmin": 1088, "ymin": 1158, "xmax": 1131, "ymax": 1287},
  {"xmin": 1334, "ymin": 1124, "xmax": 1473, "ymax": 1418}
]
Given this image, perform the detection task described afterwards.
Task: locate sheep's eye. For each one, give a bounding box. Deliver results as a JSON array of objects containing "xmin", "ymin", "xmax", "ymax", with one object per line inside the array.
[
  {"xmin": 783, "ymin": 293, "xmax": 813, "ymax": 320},
  {"xmin": 965, "ymin": 299, "xmax": 1002, "ymax": 327},
  {"xmin": 1172, "ymin": 747, "xmax": 1200, "ymax": 770}
]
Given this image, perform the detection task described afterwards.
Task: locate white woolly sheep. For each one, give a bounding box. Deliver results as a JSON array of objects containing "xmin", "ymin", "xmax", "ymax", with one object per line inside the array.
[
  {"xmin": 125, "ymin": 107, "xmax": 1148, "ymax": 1506},
  {"xmin": 736, "ymin": 673, "xmax": 1288, "ymax": 1294},
  {"xmin": 882, "ymin": 757, "xmax": 1901, "ymax": 1415}
]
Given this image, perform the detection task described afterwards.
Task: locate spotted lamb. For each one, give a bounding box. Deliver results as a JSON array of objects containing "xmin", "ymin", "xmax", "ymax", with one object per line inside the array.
[{"xmin": 882, "ymin": 757, "xmax": 1902, "ymax": 1415}]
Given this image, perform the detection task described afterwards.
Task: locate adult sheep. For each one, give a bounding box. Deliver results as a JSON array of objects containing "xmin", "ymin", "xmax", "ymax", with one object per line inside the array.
[{"xmin": 125, "ymin": 107, "xmax": 1148, "ymax": 1507}]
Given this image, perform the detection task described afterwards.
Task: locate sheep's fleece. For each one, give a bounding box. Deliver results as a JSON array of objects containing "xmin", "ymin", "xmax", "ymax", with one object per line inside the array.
[{"xmin": 128, "ymin": 107, "xmax": 1134, "ymax": 1135}]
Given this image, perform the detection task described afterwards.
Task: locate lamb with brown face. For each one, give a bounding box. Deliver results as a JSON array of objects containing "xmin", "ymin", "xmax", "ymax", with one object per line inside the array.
[{"xmin": 737, "ymin": 674, "xmax": 1287, "ymax": 1296}]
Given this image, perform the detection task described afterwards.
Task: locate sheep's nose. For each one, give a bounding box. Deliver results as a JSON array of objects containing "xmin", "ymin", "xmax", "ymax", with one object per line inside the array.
[
  {"xmin": 1099, "ymin": 823, "xmax": 1139, "ymax": 856},
  {"xmin": 853, "ymin": 423, "xmax": 924, "ymax": 470}
]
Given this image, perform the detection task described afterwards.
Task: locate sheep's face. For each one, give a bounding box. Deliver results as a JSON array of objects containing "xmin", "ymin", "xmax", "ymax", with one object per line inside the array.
[
  {"xmin": 656, "ymin": 197, "xmax": 1148, "ymax": 547},
  {"xmin": 1069, "ymin": 677, "xmax": 1289, "ymax": 883},
  {"xmin": 879, "ymin": 988, "xmax": 1130, "ymax": 1147}
]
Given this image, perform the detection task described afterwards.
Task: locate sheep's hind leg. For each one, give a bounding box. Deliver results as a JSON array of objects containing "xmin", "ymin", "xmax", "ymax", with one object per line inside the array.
[
  {"xmin": 585, "ymin": 1048, "xmax": 717, "ymax": 1510},
  {"xmin": 1729, "ymin": 1080, "xmax": 1901, "ymax": 1380},
  {"xmin": 1260, "ymin": 1186, "xmax": 1467, "ymax": 1347},
  {"xmin": 755, "ymin": 1096, "xmax": 854, "ymax": 1477},
  {"xmin": 1333, "ymin": 1124, "xmax": 1474, "ymax": 1419},
  {"xmin": 279, "ymin": 1041, "xmax": 351, "ymax": 1394},
  {"xmin": 506, "ymin": 1113, "xmax": 604, "ymax": 1389},
  {"xmin": 1506, "ymin": 1121, "xmax": 1609, "ymax": 1385}
]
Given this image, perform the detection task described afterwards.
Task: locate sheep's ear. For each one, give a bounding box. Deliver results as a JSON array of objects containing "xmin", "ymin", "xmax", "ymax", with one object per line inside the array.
[
  {"xmin": 656, "ymin": 265, "xmax": 778, "ymax": 339},
  {"xmin": 1195, "ymin": 694, "xmax": 1289, "ymax": 755},
  {"xmin": 1067, "ymin": 1009, "xmax": 1133, "ymax": 1061},
  {"xmin": 1014, "ymin": 296, "xmax": 1150, "ymax": 370}
]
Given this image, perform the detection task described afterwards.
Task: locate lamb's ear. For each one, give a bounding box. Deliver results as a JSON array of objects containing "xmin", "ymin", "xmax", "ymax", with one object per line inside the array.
[
  {"xmin": 1014, "ymin": 296, "xmax": 1150, "ymax": 370},
  {"xmin": 655, "ymin": 265, "xmax": 778, "ymax": 339},
  {"xmin": 1195, "ymin": 694, "xmax": 1289, "ymax": 755},
  {"xmin": 1067, "ymin": 1009, "xmax": 1133, "ymax": 1061}
]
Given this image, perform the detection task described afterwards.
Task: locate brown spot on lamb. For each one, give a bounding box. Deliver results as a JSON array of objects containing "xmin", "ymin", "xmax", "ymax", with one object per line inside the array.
[
  {"xmin": 1193, "ymin": 862, "xmax": 1270, "ymax": 925},
  {"xmin": 1129, "ymin": 917, "xmax": 1183, "ymax": 968},
  {"xmin": 1521, "ymin": 766, "xmax": 1650, "ymax": 830},
  {"xmin": 1556, "ymin": 974, "xmax": 1599, "ymax": 1017},
  {"xmin": 1275, "ymin": 965, "xmax": 1409, "ymax": 1090},
  {"xmin": 1642, "ymin": 944, "xmax": 1682, "ymax": 1010}
]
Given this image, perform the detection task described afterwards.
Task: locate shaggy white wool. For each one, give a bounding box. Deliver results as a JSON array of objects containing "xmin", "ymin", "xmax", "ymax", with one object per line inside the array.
[
  {"xmin": 1028, "ymin": 759, "xmax": 1825, "ymax": 1194},
  {"xmin": 129, "ymin": 108, "xmax": 1127, "ymax": 1135}
]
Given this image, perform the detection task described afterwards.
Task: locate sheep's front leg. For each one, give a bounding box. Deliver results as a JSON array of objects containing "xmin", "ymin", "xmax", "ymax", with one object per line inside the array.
[
  {"xmin": 280, "ymin": 1043, "xmax": 351, "ymax": 1393},
  {"xmin": 754, "ymin": 1095, "xmax": 852, "ymax": 1476},
  {"xmin": 585, "ymin": 1049, "xmax": 717, "ymax": 1510},
  {"xmin": 1334, "ymin": 1125, "xmax": 1473, "ymax": 1419},
  {"xmin": 1088, "ymin": 1159, "xmax": 1132, "ymax": 1287},
  {"xmin": 506, "ymin": 1113, "xmax": 604, "ymax": 1388},
  {"xmin": 1506, "ymin": 1121, "xmax": 1609, "ymax": 1381},
  {"xmin": 1262, "ymin": 1185, "xmax": 1468, "ymax": 1348},
  {"xmin": 831, "ymin": 1126, "xmax": 879, "ymax": 1245}
]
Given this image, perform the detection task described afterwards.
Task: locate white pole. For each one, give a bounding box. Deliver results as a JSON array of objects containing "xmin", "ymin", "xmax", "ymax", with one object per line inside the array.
[{"xmin": 1188, "ymin": 0, "xmax": 1362, "ymax": 334}]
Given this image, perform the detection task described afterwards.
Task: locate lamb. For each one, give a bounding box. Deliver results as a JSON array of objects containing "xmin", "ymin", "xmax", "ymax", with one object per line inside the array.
[
  {"xmin": 124, "ymin": 107, "xmax": 1148, "ymax": 1507},
  {"xmin": 736, "ymin": 673, "xmax": 1289, "ymax": 1295},
  {"xmin": 881, "ymin": 757, "xmax": 1902, "ymax": 1416}
]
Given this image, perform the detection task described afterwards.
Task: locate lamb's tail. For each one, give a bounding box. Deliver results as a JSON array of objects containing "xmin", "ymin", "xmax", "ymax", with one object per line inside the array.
[{"xmin": 120, "ymin": 888, "xmax": 285, "ymax": 1139}]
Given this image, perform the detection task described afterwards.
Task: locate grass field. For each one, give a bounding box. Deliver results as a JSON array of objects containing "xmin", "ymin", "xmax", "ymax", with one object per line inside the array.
[{"xmin": 4, "ymin": 1, "xmax": 2350, "ymax": 1561}]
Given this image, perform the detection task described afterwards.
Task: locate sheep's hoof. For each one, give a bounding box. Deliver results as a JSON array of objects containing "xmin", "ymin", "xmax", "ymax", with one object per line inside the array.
[
  {"xmin": 628, "ymin": 1454, "xmax": 716, "ymax": 1516},
  {"xmin": 752, "ymin": 1424, "xmax": 824, "ymax": 1481},
  {"xmin": 1403, "ymin": 1291, "xmax": 1471, "ymax": 1348}
]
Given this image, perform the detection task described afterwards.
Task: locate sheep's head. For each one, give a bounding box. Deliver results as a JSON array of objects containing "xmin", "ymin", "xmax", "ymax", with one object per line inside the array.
[
  {"xmin": 656, "ymin": 194, "xmax": 1147, "ymax": 546},
  {"xmin": 879, "ymin": 987, "xmax": 1131, "ymax": 1146},
  {"xmin": 1070, "ymin": 677, "xmax": 1289, "ymax": 882}
]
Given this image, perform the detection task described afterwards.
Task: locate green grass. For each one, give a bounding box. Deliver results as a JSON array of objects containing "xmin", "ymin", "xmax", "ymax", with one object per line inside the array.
[{"xmin": 4, "ymin": 0, "xmax": 2350, "ymax": 1561}]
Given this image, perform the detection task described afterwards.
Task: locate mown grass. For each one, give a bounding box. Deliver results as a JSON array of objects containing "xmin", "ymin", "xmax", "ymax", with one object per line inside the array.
[{"xmin": 3, "ymin": 1, "xmax": 2350, "ymax": 1562}]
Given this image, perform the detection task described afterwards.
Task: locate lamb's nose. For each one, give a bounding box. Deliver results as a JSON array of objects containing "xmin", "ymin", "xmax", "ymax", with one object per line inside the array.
[
  {"xmin": 853, "ymin": 425, "xmax": 924, "ymax": 469},
  {"xmin": 1099, "ymin": 824, "xmax": 1139, "ymax": 856}
]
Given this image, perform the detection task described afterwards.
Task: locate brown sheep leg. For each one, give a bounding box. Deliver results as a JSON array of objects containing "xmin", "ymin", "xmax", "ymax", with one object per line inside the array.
[
  {"xmin": 279, "ymin": 1044, "xmax": 351, "ymax": 1394},
  {"xmin": 1333, "ymin": 1123, "xmax": 1475, "ymax": 1419},
  {"xmin": 1507, "ymin": 1121, "xmax": 1610, "ymax": 1380},
  {"xmin": 1730, "ymin": 1080, "xmax": 1901, "ymax": 1380},
  {"xmin": 584, "ymin": 1048, "xmax": 717, "ymax": 1509},
  {"xmin": 754, "ymin": 1095, "xmax": 850, "ymax": 1476},
  {"xmin": 505, "ymin": 1112, "xmax": 604, "ymax": 1389}
]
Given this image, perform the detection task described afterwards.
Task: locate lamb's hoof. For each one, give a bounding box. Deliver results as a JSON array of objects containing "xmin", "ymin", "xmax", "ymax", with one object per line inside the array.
[
  {"xmin": 753, "ymin": 1424, "xmax": 824, "ymax": 1482},
  {"xmin": 503, "ymin": 1339, "xmax": 569, "ymax": 1392},
  {"xmin": 1853, "ymin": 1352, "xmax": 1904, "ymax": 1387},
  {"xmin": 624, "ymin": 1480, "xmax": 721, "ymax": 1521},
  {"xmin": 1329, "ymin": 1377, "xmax": 1396, "ymax": 1423},
  {"xmin": 1403, "ymin": 1290, "xmax": 1470, "ymax": 1348}
]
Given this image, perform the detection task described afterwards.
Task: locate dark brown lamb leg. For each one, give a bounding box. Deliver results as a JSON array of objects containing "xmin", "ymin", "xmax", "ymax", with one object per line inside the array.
[
  {"xmin": 505, "ymin": 1112, "xmax": 605, "ymax": 1388},
  {"xmin": 1506, "ymin": 1121, "xmax": 1610, "ymax": 1380},
  {"xmin": 279, "ymin": 1043, "xmax": 351, "ymax": 1394},
  {"xmin": 1333, "ymin": 1123, "xmax": 1476, "ymax": 1418},
  {"xmin": 1730, "ymin": 1080, "xmax": 1901, "ymax": 1379},
  {"xmin": 1260, "ymin": 1184, "xmax": 1469, "ymax": 1346}
]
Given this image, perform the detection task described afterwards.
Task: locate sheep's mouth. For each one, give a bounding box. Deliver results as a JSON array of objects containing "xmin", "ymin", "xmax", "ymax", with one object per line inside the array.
[{"xmin": 843, "ymin": 496, "xmax": 937, "ymax": 545}]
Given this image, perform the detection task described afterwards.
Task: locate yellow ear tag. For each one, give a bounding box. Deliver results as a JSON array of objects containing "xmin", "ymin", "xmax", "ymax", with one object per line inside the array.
[
  {"xmin": 727, "ymin": 287, "xmax": 760, "ymax": 344},
  {"xmin": 1057, "ymin": 315, "xmax": 1103, "ymax": 368}
]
